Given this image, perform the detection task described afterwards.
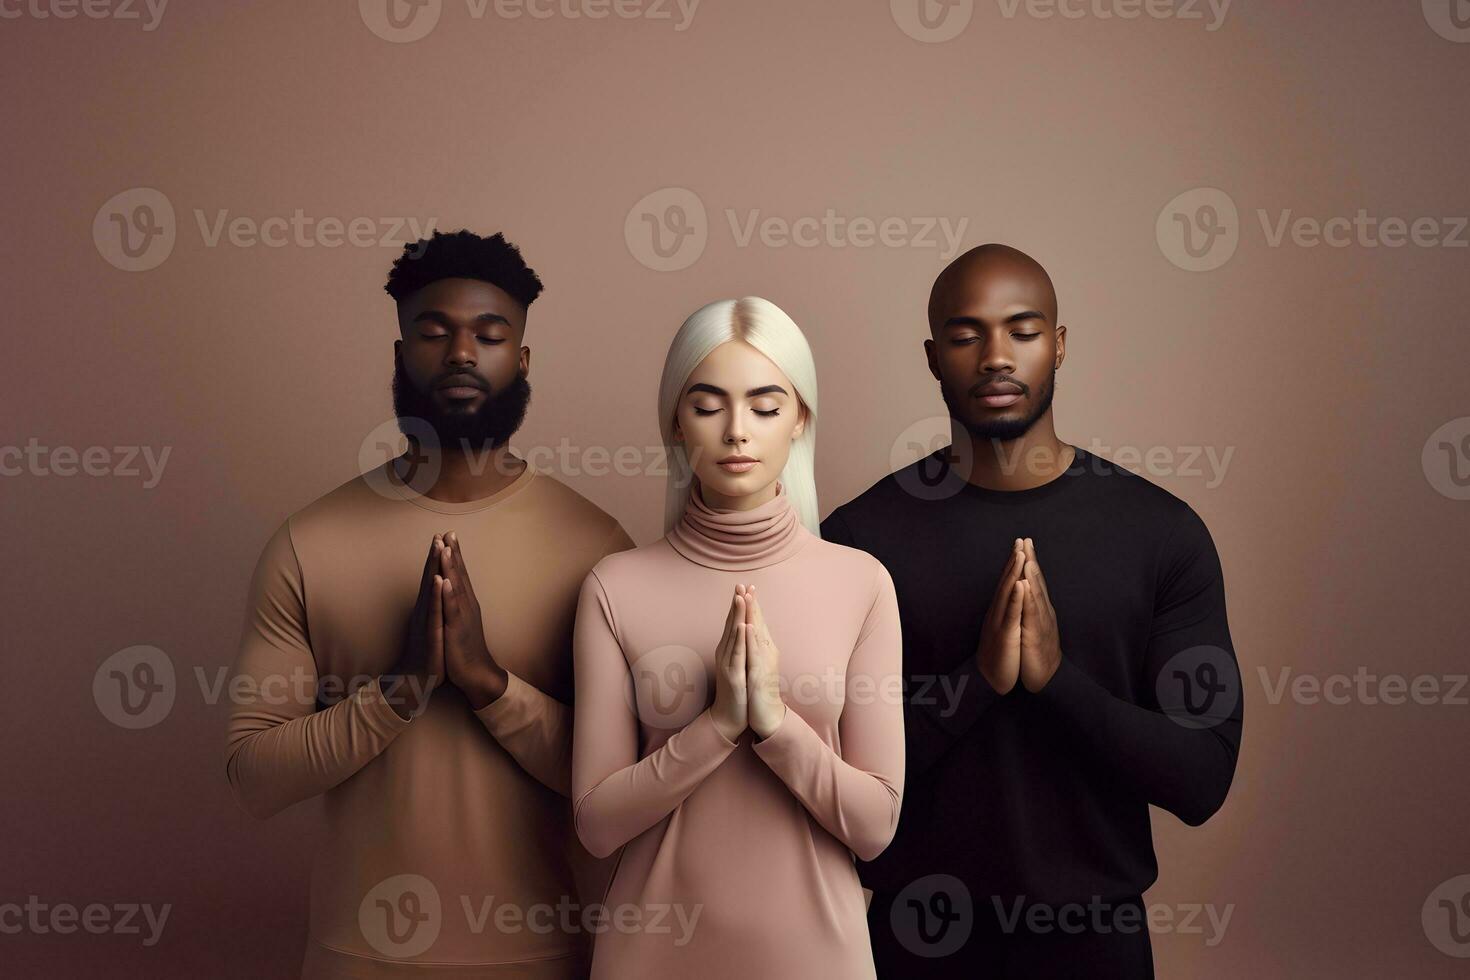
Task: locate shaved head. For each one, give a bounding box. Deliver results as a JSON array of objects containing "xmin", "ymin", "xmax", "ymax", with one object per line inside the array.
[
  {"xmin": 922, "ymin": 242, "xmax": 1066, "ymax": 447},
  {"xmin": 927, "ymin": 243, "xmax": 1058, "ymax": 335}
]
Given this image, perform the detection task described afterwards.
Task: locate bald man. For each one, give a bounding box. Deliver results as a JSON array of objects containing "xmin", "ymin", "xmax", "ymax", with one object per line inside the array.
[{"xmin": 821, "ymin": 245, "xmax": 1243, "ymax": 978}]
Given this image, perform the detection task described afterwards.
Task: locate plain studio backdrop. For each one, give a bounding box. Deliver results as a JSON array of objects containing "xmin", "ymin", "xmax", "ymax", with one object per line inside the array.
[{"xmin": 2, "ymin": 1, "xmax": 1467, "ymax": 976}]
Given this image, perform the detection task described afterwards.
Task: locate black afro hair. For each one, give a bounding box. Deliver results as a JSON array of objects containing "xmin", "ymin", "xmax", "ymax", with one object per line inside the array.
[{"xmin": 383, "ymin": 229, "xmax": 544, "ymax": 308}]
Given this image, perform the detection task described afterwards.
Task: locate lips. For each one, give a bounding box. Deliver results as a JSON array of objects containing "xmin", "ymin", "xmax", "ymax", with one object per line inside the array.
[
  {"xmin": 717, "ymin": 456, "xmax": 758, "ymax": 473},
  {"xmin": 975, "ymin": 379, "xmax": 1024, "ymax": 408},
  {"xmin": 437, "ymin": 376, "xmax": 486, "ymax": 398},
  {"xmin": 975, "ymin": 380, "xmax": 1023, "ymax": 397}
]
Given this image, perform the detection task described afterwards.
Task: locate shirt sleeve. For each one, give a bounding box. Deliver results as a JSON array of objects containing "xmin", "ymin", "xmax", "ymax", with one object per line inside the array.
[
  {"xmin": 571, "ymin": 566, "xmax": 739, "ymax": 859},
  {"xmin": 224, "ymin": 519, "xmax": 411, "ymax": 820},
  {"xmin": 474, "ymin": 520, "xmax": 637, "ymax": 798},
  {"xmin": 820, "ymin": 508, "xmax": 1001, "ymax": 779},
  {"xmin": 750, "ymin": 561, "xmax": 906, "ymax": 862},
  {"xmin": 1032, "ymin": 505, "xmax": 1244, "ymax": 826}
]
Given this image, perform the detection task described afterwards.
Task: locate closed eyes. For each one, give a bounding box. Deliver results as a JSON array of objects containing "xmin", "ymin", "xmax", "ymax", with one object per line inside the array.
[{"xmin": 692, "ymin": 407, "xmax": 780, "ymax": 417}]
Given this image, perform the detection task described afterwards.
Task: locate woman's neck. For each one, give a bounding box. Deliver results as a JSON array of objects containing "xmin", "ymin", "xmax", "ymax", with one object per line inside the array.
[{"xmin": 697, "ymin": 479, "xmax": 779, "ymax": 512}]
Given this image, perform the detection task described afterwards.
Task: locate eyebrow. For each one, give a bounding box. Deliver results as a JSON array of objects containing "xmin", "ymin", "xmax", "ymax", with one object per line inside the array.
[
  {"xmin": 686, "ymin": 383, "xmax": 790, "ymax": 398},
  {"xmin": 941, "ymin": 310, "xmax": 1047, "ymax": 329},
  {"xmin": 409, "ymin": 310, "xmax": 511, "ymax": 327}
]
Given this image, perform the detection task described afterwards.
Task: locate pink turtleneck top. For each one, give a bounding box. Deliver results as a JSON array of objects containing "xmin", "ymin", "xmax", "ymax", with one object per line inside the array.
[{"xmin": 571, "ymin": 480, "xmax": 905, "ymax": 979}]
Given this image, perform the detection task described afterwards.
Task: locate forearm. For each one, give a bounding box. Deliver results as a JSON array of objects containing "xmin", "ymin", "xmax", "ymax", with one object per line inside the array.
[
  {"xmin": 752, "ymin": 706, "xmax": 903, "ymax": 862},
  {"xmin": 1033, "ymin": 507, "xmax": 1246, "ymax": 826},
  {"xmin": 1034, "ymin": 657, "xmax": 1241, "ymax": 825},
  {"xmin": 572, "ymin": 708, "xmax": 737, "ymax": 859},
  {"xmin": 225, "ymin": 677, "xmax": 410, "ymax": 820},
  {"xmin": 473, "ymin": 669, "xmax": 574, "ymax": 797},
  {"xmin": 570, "ymin": 567, "xmax": 741, "ymax": 858},
  {"xmin": 904, "ymin": 651, "xmax": 1003, "ymax": 777},
  {"xmin": 379, "ymin": 668, "xmax": 441, "ymax": 720},
  {"xmin": 753, "ymin": 565, "xmax": 907, "ymax": 862}
]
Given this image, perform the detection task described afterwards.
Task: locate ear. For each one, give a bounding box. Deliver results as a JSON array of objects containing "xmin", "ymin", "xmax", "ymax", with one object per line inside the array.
[
  {"xmin": 394, "ymin": 338, "xmax": 402, "ymax": 358},
  {"xmin": 791, "ymin": 401, "xmax": 807, "ymax": 440},
  {"xmin": 1054, "ymin": 324, "xmax": 1067, "ymax": 369},
  {"xmin": 671, "ymin": 418, "xmax": 684, "ymax": 442},
  {"xmin": 923, "ymin": 337, "xmax": 940, "ymax": 382}
]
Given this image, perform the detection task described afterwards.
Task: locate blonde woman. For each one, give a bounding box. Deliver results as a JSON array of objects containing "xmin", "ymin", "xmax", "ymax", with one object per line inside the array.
[{"xmin": 571, "ymin": 297, "xmax": 905, "ymax": 978}]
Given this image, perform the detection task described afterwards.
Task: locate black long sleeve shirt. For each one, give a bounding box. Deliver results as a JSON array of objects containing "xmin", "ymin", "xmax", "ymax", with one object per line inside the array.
[{"xmin": 821, "ymin": 445, "xmax": 1243, "ymax": 910}]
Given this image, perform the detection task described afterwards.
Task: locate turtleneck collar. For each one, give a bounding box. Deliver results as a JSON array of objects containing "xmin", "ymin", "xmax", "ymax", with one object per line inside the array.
[{"xmin": 667, "ymin": 479, "xmax": 811, "ymax": 571}]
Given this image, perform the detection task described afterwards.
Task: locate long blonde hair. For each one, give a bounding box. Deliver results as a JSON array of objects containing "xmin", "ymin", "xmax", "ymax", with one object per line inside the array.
[{"xmin": 658, "ymin": 296, "xmax": 820, "ymax": 536}]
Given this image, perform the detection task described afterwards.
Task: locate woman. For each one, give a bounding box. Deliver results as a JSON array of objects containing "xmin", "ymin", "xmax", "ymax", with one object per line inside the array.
[{"xmin": 571, "ymin": 296, "xmax": 905, "ymax": 978}]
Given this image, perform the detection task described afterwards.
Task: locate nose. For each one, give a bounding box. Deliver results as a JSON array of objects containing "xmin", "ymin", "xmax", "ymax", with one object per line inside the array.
[
  {"xmin": 979, "ymin": 329, "xmax": 1016, "ymax": 374},
  {"xmin": 445, "ymin": 329, "xmax": 478, "ymax": 368},
  {"xmin": 725, "ymin": 412, "xmax": 750, "ymax": 446}
]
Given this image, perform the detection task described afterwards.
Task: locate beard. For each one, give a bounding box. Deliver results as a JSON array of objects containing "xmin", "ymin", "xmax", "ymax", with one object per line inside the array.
[
  {"xmin": 391, "ymin": 352, "xmax": 532, "ymax": 454},
  {"xmin": 940, "ymin": 365, "xmax": 1056, "ymax": 443}
]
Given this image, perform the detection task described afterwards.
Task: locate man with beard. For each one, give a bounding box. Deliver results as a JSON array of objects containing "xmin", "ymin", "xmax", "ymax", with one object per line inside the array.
[
  {"xmin": 225, "ymin": 230, "xmax": 634, "ymax": 979},
  {"xmin": 821, "ymin": 244, "xmax": 1243, "ymax": 978}
]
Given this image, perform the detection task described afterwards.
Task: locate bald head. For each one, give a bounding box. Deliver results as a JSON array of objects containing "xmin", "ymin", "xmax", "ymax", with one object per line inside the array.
[{"xmin": 927, "ymin": 244, "xmax": 1058, "ymax": 335}]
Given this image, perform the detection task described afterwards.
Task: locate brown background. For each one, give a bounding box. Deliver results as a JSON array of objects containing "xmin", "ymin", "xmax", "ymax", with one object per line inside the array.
[{"xmin": 3, "ymin": 0, "xmax": 1468, "ymax": 976}]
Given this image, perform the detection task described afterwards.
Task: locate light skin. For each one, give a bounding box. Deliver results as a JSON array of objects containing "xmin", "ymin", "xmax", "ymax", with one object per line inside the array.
[{"xmin": 670, "ymin": 340, "xmax": 809, "ymax": 741}]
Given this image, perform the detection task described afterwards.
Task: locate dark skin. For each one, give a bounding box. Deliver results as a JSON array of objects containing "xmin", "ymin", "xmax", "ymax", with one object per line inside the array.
[
  {"xmin": 925, "ymin": 245, "xmax": 1066, "ymax": 693},
  {"xmin": 380, "ymin": 535, "xmax": 449, "ymax": 717},
  {"xmin": 381, "ymin": 277, "xmax": 529, "ymax": 717},
  {"xmin": 393, "ymin": 276, "xmax": 530, "ymax": 503},
  {"xmin": 382, "ymin": 533, "xmax": 509, "ymax": 717},
  {"xmin": 436, "ymin": 530, "xmax": 507, "ymax": 709}
]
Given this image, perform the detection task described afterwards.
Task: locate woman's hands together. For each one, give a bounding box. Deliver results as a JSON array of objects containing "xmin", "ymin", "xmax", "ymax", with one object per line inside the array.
[
  {"xmin": 743, "ymin": 586, "xmax": 786, "ymax": 740},
  {"xmin": 709, "ymin": 586, "xmax": 749, "ymax": 742},
  {"xmin": 709, "ymin": 584, "xmax": 786, "ymax": 743}
]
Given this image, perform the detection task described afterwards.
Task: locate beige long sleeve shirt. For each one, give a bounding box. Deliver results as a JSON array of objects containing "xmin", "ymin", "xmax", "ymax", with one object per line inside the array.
[{"xmin": 226, "ymin": 462, "xmax": 633, "ymax": 978}]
